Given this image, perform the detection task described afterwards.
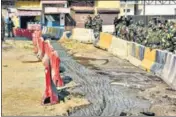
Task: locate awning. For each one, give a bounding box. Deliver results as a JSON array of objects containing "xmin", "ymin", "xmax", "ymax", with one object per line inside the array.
[
  {"xmin": 97, "ymin": 8, "xmax": 120, "ymax": 13},
  {"xmin": 71, "ymin": 7, "xmax": 94, "ymax": 13},
  {"xmin": 44, "ymin": 7, "xmax": 70, "ymax": 14},
  {"xmin": 17, "ymin": 10, "xmax": 41, "ymax": 16}
]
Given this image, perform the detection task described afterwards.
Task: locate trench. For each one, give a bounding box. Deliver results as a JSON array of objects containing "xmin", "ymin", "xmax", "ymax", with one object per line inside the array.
[{"xmin": 51, "ymin": 41, "xmax": 152, "ymax": 116}]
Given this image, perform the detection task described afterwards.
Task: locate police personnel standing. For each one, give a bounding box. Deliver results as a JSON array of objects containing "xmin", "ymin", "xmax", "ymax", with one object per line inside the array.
[
  {"xmin": 92, "ymin": 14, "xmax": 103, "ymax": 45},
  {"xmin": 85, "ymin": 15, "xmax": 92, "ymax": 29},
  {"xmin": 1, "ymin": 15, "xmax": 5, "ymax": 42},
  {"xmin": 7, "ymin": 17, "xmax": 15, "ymax": 38}
]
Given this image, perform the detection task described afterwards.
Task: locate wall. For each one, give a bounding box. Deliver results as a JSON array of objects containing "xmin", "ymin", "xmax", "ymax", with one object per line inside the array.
[
  {"xmin": 94, "ymin": 0, "xmax": 120, "ymax": 15},
  {"xmin": 95, "ymin": 0, "xmax": 120, "ymax": 8},
  {"xmin": 138, "ymin": 5, "xmax": 176, "ymax": 15},
  {"xmin": 120, "ymin": 4, "xmax": 135, "ymax": 16}
]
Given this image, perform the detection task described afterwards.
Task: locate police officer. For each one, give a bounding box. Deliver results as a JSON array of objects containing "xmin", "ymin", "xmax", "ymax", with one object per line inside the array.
[
  {"xmin": 92, "ymin": 14, "xmax": 103, "ymax": 45},
  {"xmin": 114, "ymin": 16, "xmax": 118, "ymax": 32},
  {"xmin": 96, "ymin": 14, "xmax": 103, "ymax": 32},
  {"xmin": 7, "ymin": 17, "xmax": 15, "ymax": 38},
  {"xmin": 85, "ymin": 15, "xmax": 92, "ymax": 29},
  {"xmin": 115, "ymin": 16, "xmax": 123, "ymax": 36},
  {"xmin": 1, "ymin": 16, "xmax": 5, "ymax": 42}
]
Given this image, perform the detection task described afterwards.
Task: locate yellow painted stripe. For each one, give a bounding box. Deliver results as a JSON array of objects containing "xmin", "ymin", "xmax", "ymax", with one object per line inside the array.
[
  {"xmin": 141, "ymin": 47, "xmax": 156, "ymax": 72},
  {"xmin": 97, "ymin": 32, "xmax": 113, "ymax": 50}
]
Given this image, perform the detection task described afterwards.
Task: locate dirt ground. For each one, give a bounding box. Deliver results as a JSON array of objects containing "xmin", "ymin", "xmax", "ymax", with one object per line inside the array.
[
  {"xmin": 2, "ymin": 39, "xmax": 89, "ymax": 116},
  {"xmin": 59, "ymin": 39, "xmax": 176, "ymax": 116}
]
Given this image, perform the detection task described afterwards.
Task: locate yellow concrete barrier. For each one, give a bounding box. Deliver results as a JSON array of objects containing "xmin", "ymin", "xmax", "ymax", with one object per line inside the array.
[
  {"xmin": 97, "ymin": 32, "xmax": 113, "ymax": 50},
  {"xmin": 141, "ymin": 47, "xmax": 156, "ymax": 72},
  {"xmin": 108, "ymin": 36, "xmax": 128, "ymax": 59}
]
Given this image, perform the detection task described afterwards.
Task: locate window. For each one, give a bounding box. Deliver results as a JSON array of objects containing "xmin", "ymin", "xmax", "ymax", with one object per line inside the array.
[
  {"xmin": 124, "ymin": 9, "xmax": 130, "ymax": 13},
  {"xmin": 127, "ymin": 9, "xmax": 130, "ymax": 12}
]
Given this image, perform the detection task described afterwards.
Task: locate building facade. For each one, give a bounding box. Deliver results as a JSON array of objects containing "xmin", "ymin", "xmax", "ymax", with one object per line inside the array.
[
  {"xmin": 138, "ymin": 0, "xmax": 176, "ymax": 15},
  {"xmin": 119, "ymin": 0, "xmax": 176, "ymax": 16}
]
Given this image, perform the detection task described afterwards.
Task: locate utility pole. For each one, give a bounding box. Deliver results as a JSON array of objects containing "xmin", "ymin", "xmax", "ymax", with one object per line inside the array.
[
  {"xmin": 143, "ymin": 0, "xmax": 146, "ymax": 25},
  {"xmin": 143, "ymin": 0, "xmax": 145, "ymax": 15},
  {"xmin": 125, "ymin": 0, "xmax": 128, "ymax": 18}
]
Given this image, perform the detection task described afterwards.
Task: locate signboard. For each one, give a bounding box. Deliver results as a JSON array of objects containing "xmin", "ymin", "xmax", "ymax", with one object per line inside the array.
[
  {"xmin": 44, "ymin": 7, "xmax": 70, "ymax": 14},
  {"xmin": 41, "ymin": 0, "xmax": 67, "ymax": 4},
  {"xmin": 17, "ymin": 10, "xmax": 41, "ymax": 16}
]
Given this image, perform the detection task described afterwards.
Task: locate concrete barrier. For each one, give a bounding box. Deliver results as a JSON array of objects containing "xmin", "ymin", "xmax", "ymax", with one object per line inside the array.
[
  {"xmin": 97, "ymin": 32, "xmax": 113, "ymax": 50},
  {"xmin": 161, "ymin": 53, "xmax": 176, "ymax": 89},
  {"xmin": 55, "ymin": 27, "xmax": 64, "ymax": 39},
  {"xmin": 141, "ymin": 47, "xmax": 156, "ymax": 72},
  {"xmin": 102, "ymin": 25, "xmax": 114, "ymax": 33},
  {"xmin": 150, "ymin": 50, "xmax": 167, "ymax": 76},
  {"xmin": 42, "ymin": 26, "xmax": 64, "ymax": 40},
  {"xmin": 108, "ymin": 36, "xmax": 128, "ymax": 59},
  {"xmin": 71, "ymin": 28, "xmax": 95, "ymax": 44},
  {"xmin": 127, "ymin": 42, "xmax": 144, "ymax": 67}
]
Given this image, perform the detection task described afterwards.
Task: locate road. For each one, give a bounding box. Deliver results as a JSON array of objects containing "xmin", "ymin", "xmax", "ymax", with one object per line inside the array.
[{"xmin": 2, "ymin": 38, "xmax": 176, "ymax": 116}]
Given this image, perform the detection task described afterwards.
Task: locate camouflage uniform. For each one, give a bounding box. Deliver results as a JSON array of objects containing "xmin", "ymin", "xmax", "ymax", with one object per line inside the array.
[
  {"xmin": 145, "ymin": 27, "xmax": 161, "ymax": 49},
  {"xmin": 92, "ymin": 15, "xmax": 103, "ymax": 45},
  {"xmin": 85, "ymin": 15, "xmax": 92, "ymax": 29}
]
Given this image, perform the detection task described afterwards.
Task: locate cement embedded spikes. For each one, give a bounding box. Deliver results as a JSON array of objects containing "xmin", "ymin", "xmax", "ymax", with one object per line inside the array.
[{"xmin": 54, "ymin": 41, "xmax": 151, "ymax": 116}]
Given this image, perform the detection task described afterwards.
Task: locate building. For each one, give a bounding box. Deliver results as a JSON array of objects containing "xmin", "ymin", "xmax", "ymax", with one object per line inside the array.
[
  {"xmin": 95, "ymin": 0, "xmax": 120, "ymax": 25},
  {"xmin": 138, "ymin": 0, "xmax": 176, "ymax": 15},
  {"xmin": 41, "ymin": 0, "xmax": 70, "ymax": 28},
  {"xmin": 2, "ymin": 0, "xmax": 15, "ymax": 9},
  {"xmin": 67, "ymin": 0, "xmax": 120, "ymax": 32},
  {"xmin": 119, "ymin": 0, "xmax": 136, "ymax": 16},
  {"xmin": 2, "ymin": 0, "xmax": 16, "ymax": 21},
  {"xmin": 68, "ymin": 0, "xmax": 95, "ymax": 28},
  {"xmin": 119, "ymin": 0, "xmax": 176, "ymax": 16},
  {"xmin": 9, "ymin": 0, "xmax": 70, "ymax": 29},
  {"xmin": 94, "ymin": 0, "xmax": 120, "ymax": 32},
  {"xmin": 15, "ymin": 0, "xmax": 41, "ymax": 28}
]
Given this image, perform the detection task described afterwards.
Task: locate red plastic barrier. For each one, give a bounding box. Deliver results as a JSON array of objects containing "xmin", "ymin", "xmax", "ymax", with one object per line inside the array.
[
  {"xmin": 42, "ymin": 41, "xmax": 54, "ymax": 66},
  {"xmin": 42, "ymin": 59, "xmax": 59, "ymax": 105},
  {"xmin": 15, "ymin": 28, "xmax": 21, "ymax": 37},
  {"xmin": 32, "ymin": 30, "xmax": 41, "ymax": 54},
  {"xmin": 51, "ymin": 51, "xmax": 64, "ymax": 87},
  {"xmin": 38, "ymin": 37, "xmax": 45, "ymax": 59},
  {"xmin": 32, "ymin": 35, "xmax": 38, "ymax": 54},
  {"xmin": 21, "ymin": 29, "xmax": 25, "ymax": 37}
]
